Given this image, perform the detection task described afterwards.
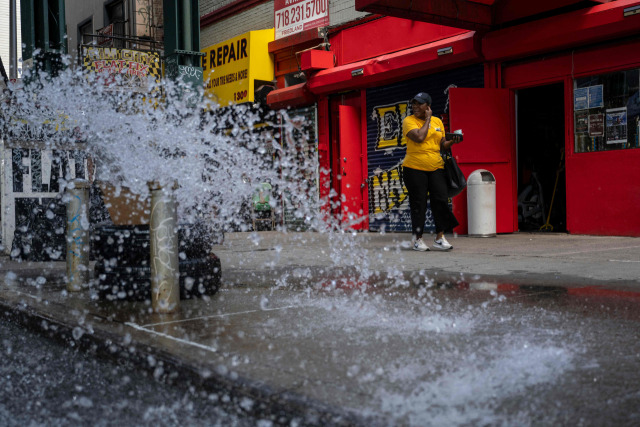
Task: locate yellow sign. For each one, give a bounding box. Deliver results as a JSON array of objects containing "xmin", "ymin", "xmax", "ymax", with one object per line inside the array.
[
  {"xmin": 82, "ymin": 47, "xmax": 161, "ymax": 93},
  {"xmin": 202, "ymin": 29, "xmax": 275, "ymax": 106}
]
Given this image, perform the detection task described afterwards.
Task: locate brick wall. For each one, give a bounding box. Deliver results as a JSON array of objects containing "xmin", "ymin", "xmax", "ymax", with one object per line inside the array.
[
  {"xmin": 201, "ymin": 1, "xmax": 274, "ymax": 48},
  {"xmin": 200, "ymin": 0, "xmax": 370, "ymax": 48},
  {"xmin": 201, "ymin": 0, "xmax": 239, "ymax": 17},
  {"xmin": 330, "ymin": 0, "xmax": 368, "ymax": 26}
]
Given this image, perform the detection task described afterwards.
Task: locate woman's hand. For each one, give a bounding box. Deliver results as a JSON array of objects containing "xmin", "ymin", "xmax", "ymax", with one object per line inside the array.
[{"xmin": 441, "ymin": 135, "xmax": 462, "ymax": 151}]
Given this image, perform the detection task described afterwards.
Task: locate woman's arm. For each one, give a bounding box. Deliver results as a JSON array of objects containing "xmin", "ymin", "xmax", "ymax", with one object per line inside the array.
[
  {"xmin": 406, "ymin": 106, "xmax": 432, "ymax": 143},
  {"xmin": 440, "ymin": 135, "xmax": 462, "ymax": 151}
]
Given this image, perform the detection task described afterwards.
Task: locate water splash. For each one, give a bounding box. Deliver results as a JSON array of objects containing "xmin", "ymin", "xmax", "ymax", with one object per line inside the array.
[
  {"xmin": 2, "ymin": 66, "xmax": 321, "ymax": 237},
  {"xmin": 0, "ymin": 63, "xmax": 588, "ymax": 426}
]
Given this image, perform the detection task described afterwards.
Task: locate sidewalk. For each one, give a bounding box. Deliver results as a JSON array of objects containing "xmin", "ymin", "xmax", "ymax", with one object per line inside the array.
[
  {"xmin": 218, "ymin": 231, "xmax": 640, "ymax": 291},
  {"xmin": 1, "ymin": 231, "xmax": 639, "ymax": 425}
]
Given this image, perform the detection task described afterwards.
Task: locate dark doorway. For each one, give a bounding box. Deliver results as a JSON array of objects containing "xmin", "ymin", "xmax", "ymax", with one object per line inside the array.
[
  {"xmin": 517, "ymin": 83, "xmax": 566, "ymax": 232},
  {"xmin": 106, "ymin": 0, "xmax": 126, "ymax": 47}
]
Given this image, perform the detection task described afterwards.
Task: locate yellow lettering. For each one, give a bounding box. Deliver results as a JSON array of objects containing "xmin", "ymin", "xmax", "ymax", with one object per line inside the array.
[
  {"xmin": 372, "ymin": 102, "xmax": 409, "ymax": 150},
  {"xmin": 368, "ymin": 166, "xmax": 407, "ymax": 214}
]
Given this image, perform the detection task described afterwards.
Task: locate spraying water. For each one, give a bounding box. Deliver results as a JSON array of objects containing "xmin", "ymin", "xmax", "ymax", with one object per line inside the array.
[
  {"xmin": 2, "ymin": 65, "xmax": 319, "ymax": 235},
  {"xmin": 0, "ymin": 64, "xmax": 597, "ymax": 426}
]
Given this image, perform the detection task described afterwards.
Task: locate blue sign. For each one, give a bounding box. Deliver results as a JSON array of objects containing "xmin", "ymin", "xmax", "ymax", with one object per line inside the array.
[
  {"xmin": 588, "ymin": 85, "xmax": 604, "ymax": 108},
  {"xmin": 574, "ymin": 88, "xmax": 588, "ymax": 110}
]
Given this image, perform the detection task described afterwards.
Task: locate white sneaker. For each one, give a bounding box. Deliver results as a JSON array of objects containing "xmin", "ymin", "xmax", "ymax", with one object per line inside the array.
[
  {"xmin": 433, "ymin": 236, "xmax": 453, "ymax": 251},
  {"xmin": 413, "ymin": 238, "xmax": 429, "ymax": 252}
]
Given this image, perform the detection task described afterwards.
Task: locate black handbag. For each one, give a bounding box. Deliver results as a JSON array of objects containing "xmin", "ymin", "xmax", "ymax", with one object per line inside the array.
[{"xmin": 441, "ymin": 149, "xmax": 467, "ymax": 198}]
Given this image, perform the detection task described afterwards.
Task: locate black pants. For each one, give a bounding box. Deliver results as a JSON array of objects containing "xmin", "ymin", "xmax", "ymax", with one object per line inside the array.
[{"xmin": 403, "ymin": 166, "xmax": 459, "ymax": 238}]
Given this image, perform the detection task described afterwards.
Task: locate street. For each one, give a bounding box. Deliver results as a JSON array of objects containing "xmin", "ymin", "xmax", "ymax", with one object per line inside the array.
[
  {"xmin": 0, "ymin": 319, "xmax": 258, "ymax": 426},
  {"xmin": 3, "ymin": 283, "xmax": 640, "ymax": 426}
]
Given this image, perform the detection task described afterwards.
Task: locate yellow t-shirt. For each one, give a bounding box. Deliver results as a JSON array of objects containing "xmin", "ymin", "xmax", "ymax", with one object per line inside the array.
[{"xmin": 402, "ymin": 115, "xmax": 445, "ymax": 171}]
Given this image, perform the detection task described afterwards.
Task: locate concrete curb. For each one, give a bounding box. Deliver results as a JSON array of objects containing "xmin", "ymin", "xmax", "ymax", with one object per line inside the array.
[{"xmin": 0, "ymin": 292, "xmax": 379, "ymax": 427}]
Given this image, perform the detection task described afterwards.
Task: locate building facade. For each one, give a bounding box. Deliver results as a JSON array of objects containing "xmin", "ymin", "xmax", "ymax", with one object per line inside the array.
[
  {"xmin": 198, "ymin": 1, "xmax": 368, "ymax": 230},
  {"xmin": 221, "ymin": 0, "xmax": 640, "ymax": 237},
  {"xmin": 65, "ymin": 0, "xmax": 164, "ymax": 64},
  {"xmin": 0, "ymin": 0, "xmax": 167, "ymax": 258}
]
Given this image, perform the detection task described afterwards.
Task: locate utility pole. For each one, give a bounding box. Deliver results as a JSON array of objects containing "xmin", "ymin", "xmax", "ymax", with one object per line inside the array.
[
  {"xmin": 9, "ymin": 0, "xmax": 18, "ymax": 79},
  {"xmin": 163, "ymin": 0, "xmax": 204, "ymax": 105}
]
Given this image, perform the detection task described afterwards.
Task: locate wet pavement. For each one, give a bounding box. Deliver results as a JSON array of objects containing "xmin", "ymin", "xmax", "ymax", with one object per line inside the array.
[
  {"xmin": 218, "ymin": 232, "xmax": 640, "ymax": 290},
  {"xmin": 1, "ymin": 231, "xmax": 640, "ymax": 425},
  {"xmin": 0, "ymin": 319, "xmax": 256, "ymax": 427}
]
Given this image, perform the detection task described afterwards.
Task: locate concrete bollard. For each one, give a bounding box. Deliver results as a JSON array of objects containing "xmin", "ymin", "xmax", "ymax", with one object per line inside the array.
[
  {"xmin": 66, "ymin": 179, "xmax": 91, "ymax": 292},
  {"xmin": 149, "ymin": 182, "xmax": 180, "ymax": 313}
]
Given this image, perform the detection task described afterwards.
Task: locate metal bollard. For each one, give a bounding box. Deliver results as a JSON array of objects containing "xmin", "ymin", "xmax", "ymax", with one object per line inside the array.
[
  {"xmin": 66, "ymin": 179, "xmax": 91, "ymax": 292},
  {"xmin": 149, "ymin": 182, "xmax": 180, "ymax": 313}
]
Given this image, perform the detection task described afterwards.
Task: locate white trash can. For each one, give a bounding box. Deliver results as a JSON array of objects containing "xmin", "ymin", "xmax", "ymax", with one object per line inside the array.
[{"xmin": 467, "ymin": 169, "xmax": 496, "ymax": 237}]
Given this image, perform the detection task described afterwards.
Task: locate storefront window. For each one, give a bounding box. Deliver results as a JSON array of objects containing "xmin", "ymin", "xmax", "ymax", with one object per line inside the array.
[{"xmin": 574, "ymin": 68, "xmax": 640, "ymax": 153}]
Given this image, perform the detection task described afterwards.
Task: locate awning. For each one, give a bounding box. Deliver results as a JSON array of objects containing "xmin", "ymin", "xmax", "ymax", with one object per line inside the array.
[
  {"xmin": 266, "ymin": 83, "xmax": 316, "ymax": 110},
  {"xmin": 307, "ymin": 31, "xmax": 480, "ymax": 96},
  {"xmin": 483, "ymin": 0, "xmax": 640, "ymax": 62},
  {"xmin": 355, "ymin": 0, "xmax": 613, "ymax": 31},
  {"xmin": 355, "ymin": 0, "xmax": 492, "ymax": 31}
]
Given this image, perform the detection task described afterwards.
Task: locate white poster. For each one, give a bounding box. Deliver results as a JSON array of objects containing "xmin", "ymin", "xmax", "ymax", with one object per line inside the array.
[{"xmin": 605, "ymin": 107, "xmax": 627, "ymax": 144}]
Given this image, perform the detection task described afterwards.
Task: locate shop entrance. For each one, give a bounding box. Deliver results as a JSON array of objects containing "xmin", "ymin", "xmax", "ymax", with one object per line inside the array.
[
  {"xmin": 328, "ymin": 92, "xmax": 367, "ymax": 229},
  {"xmin": 516, "ymin": 83, "xmax": 566, "ymax": 232}
]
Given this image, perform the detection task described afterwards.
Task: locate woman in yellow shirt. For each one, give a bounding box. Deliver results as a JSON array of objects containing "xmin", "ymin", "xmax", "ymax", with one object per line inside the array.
[{"xmin": 402, "ymin": 92, "xmax": 461, "ymax": 251}]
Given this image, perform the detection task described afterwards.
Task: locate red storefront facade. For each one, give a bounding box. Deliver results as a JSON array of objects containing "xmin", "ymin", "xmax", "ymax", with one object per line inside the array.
[{"xmin": 267, "ymin": 0, "xmax": 640, "ymax": 236}]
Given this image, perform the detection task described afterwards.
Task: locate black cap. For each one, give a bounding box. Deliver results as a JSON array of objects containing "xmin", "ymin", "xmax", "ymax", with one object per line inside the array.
[{"xmin": 411, "ymin": 92, "xmax": 432, "ymax": 105}]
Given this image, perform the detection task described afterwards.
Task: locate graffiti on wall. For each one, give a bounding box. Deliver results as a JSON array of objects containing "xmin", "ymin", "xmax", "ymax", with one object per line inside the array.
[
  {"xmin": 5, "ymin": 148, "xmax": 89, "ymax": 260},
  {"xmin": 367, "ymin": 162, "xmax": 436, "ymax": 231},
  {"xmin": 367, "ymin": 98, "xmax": 445, "ymax": 231},
  {"xmin": 368, "ymin": 101, "xmax": 412, "ymax": 228},
  {"xmin": 11, "ymin": 148, "xmax": 86, "ymax": 193},
  {"xmin": 371, "ymin": 101, "xmax": 410, "ymax": 150},
  {"xmin": 368, "ymin": 164, "xmax": 405, "ymax": 215}
]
